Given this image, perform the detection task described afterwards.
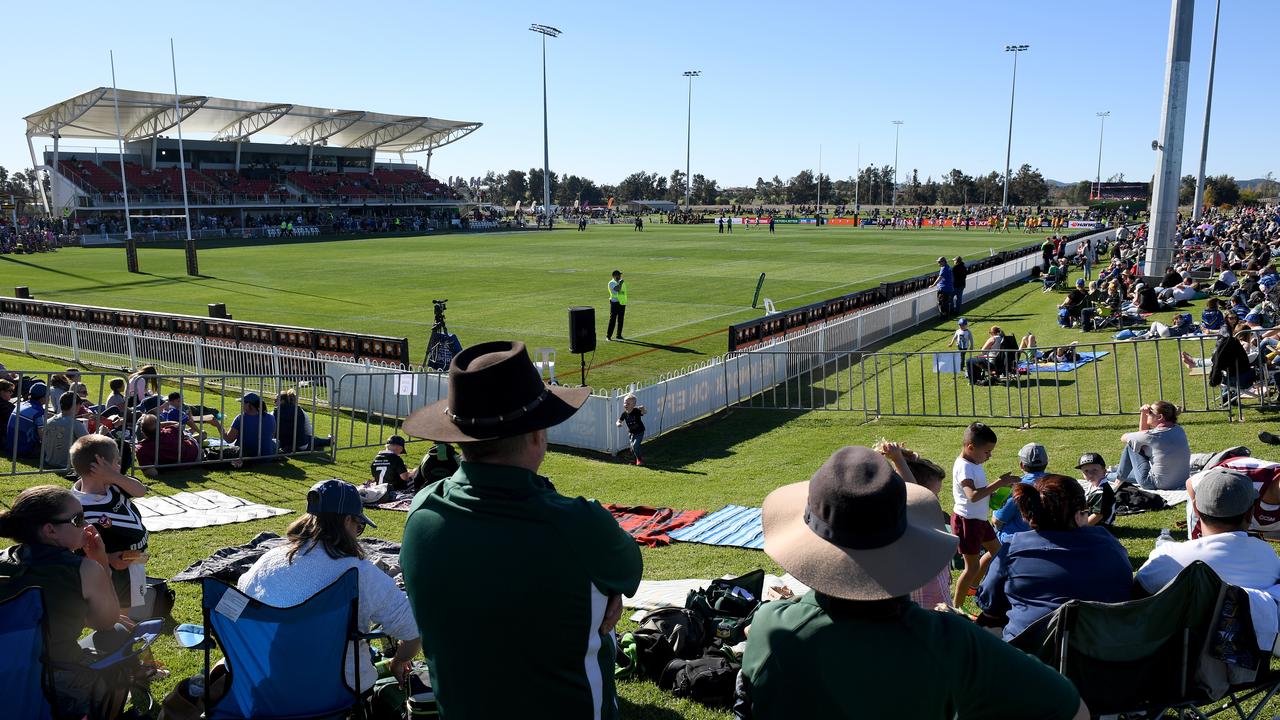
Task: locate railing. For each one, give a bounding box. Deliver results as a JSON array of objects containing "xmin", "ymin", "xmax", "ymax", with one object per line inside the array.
[
  {"xmin": 2, "ymin": 371, "xmax": 333, "ymax": 477},
  {"xmin": 72, "ymin": 191, "xmax": 462, "ymax": 208}
]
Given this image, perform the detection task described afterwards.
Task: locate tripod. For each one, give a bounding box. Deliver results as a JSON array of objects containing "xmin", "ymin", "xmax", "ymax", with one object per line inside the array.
[{"xmin": 422, "ymin": 299, "xmax": 453, "ymax": 371}]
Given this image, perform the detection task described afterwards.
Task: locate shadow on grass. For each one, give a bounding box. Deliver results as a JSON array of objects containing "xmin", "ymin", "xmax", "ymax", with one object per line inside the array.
[
  {"xmin": 617, "ymin": 695, "xmax": 688, "ymax": 720},
  {"xmin": 616, "ymin": 339, "xmax": 704, "ymax": 355}
]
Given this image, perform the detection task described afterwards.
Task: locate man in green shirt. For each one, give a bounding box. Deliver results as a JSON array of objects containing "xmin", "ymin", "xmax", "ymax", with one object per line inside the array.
[
  {"xmin": 401, "ymin": 341, "xmax": 642, "ymax": 719},
  {"xmin": 736, "ymin": 445, "xmax": 1088, "ymax": 720}
]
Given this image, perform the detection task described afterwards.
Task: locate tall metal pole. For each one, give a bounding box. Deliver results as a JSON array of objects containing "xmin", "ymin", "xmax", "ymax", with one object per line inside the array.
[
  {"xmin": 891, "ymin": 121, "xmax": 903, "ymax": 208},
  {"xmin": 854, "ymin": 144, "xmax": 860, "ymax": 210},
  {"xmin": 1192, "ymin": 0, "xmax": 1220, "ymax": 222},
  {"xmin": 683, "ymin": 70, "xmax": 700, "ymax": 210},
  {"xmin": 1095, "ymin": 111, "xmax": 1110, "ymax": 196},
  {"xmin": 1147, "ymin": 0, "xmax": 1195, "ymax": 277},
  {"xmin": 531, "ymin": 24, "xmax": 561, "ymax": 229},
  {"xmin": 110, "ymin": 50, "xmax": 137, "ymax": 272},
  {"xmin": 1002, "ymin": 44, "xmax": 1029, "ymax": 211},
  {"xmin": 817, "ymin": 145, "xmax": 822, "ymax": 213},
  {"xmin": 170, "ymin": 38, "xmax": 197, "ymax": 276}
]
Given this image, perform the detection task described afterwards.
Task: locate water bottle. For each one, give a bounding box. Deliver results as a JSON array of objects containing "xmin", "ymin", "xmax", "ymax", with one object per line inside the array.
[{"xmin": 1155, "ymin": 528, "xmax": 1174, "ymax": 547}]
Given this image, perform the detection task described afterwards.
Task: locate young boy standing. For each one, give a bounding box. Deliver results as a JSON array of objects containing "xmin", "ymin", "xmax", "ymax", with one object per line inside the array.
[
  {"xmin": 949, "ymin": 318, "xmax": 973, "ymax": 368},
  {"xmin": 951, "ymin": 422, "xmax": 1018, "ymax": 608},
  {"xmin": 616, "ymin": 393, "xmax": 647, "ymax": 466}
]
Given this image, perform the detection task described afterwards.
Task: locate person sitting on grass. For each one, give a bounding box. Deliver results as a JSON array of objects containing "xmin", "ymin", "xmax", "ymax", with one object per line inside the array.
[
  {"xmin": 157, "ymin": 390, "xmax": 225, "ymax": 440},
  {"xmin": 1058, "ymin": 279, "xmax": 1089, "ymax": 327},
  {"xmin": 1076, "ymin": 452, "xmax": 1117, "ymax": 528},
  {"xmin": 992, "ymin": 443, "xmax": 1050, "ymax": 543},
  {"xmin": 134, "ymin": 412, "xmax": 214, "ymax": 476},
  {"xmin": 370, "ymin": 435, "xmax": 415, "ymax": 491},
  {"xmin": 274, "ymin": 388, "xmax": 332, "ymax": 453},
  {"xmin": 950, "ymin": 422, "xmax": 1019, "ymax": 608},
  {"xmin": 0, "ymin": 485, "xmax": 132, "ymax": 718},
  {"xmin": 42, "ymin": 391, "xmax": 88, "ymax": 471},
  {"xmin": 105, "ymin": 378, "xmax": 128, "ymax": 415},
  {"xmin": 1201, "ymin": 297, "xmax": 1226, "ymax": 332},
  {"xmin": 1117, "ymin": 400, "xmax": 1191, "ymax": 491},
  {"xmin": 0, "ymin": 379, "xmax": 15, "ymax": 442},
  {"xmin": 68, "ymin": 435, "xmax": 150, "ymax": 612},
  {"xmin": 238, "ymin": 479, "xmax": 422, "ymax": 691},
  {"xmin": 6, "ymin": 381, "xmax": 47, "ymax": 460},
  {"xmin": 976, "ymin": 474, "xmax": 1132, "ymax": 641},
  {"xmin": 1181, "ymin": 327, "xmax": 1258, "ymax": 403},
  {"xmin": 225, "ymin": 392, "xmax": 277, "ymax": 459},
  {"xmin": 734, "ymin": 446, "xmax": 1088, "ymax": 720}
]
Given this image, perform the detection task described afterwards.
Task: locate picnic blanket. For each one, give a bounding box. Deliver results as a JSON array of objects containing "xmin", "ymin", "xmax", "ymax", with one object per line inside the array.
[
  {"xmin": 626, "ymin": 573, "xmax": 812, "ymax": 621},
  {"xmin": 1017, "ymin": 351, "xmax": 1109, "ymax": 374},
  {"xmin": 668, "ymin": 504, "xmax": 764, "ymax": 549},
  {"xmin": 170, "ymin": 531, "xmax": 403, "ymax": 586},
  {"xmin": 1076, "ymin": 477, "xmax": 1190, "ymax": 509},
  {"xmin": 605, "ymin": 504, "xmax": 708, "ymax": 547},
  {"xmin": 371, "ymin": 490, "xmax": 417, "ymax": 512},
  {"xmin": 133, "ymin": 490, "xmax": 291, "ymax": 532}
]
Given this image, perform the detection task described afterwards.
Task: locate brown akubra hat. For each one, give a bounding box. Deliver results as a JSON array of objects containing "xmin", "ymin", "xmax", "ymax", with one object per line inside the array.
[{"xmin": 402, "ymin": 341, "xmax": 590, "ymax": 442}]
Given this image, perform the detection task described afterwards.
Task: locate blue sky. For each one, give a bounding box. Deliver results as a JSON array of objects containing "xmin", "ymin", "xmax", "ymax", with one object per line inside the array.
[{"xmin": 4, "ymin": 0, "xmax": 1276, "ymax": 187}]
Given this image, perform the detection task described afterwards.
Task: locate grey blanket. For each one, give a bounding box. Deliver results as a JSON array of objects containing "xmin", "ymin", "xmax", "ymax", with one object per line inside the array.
[{"xmin": 171, "ymin": 531, "xmax": 404, "ymax": 587}]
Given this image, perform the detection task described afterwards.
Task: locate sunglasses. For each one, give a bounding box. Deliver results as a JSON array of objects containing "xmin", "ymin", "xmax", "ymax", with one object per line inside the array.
[{"xmin": 51, "ymin": 513, "xmax": 86, "ymax": 528}]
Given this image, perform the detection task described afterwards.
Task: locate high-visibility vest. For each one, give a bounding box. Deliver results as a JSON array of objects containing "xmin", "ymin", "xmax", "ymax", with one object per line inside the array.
[{"xmin": 609, "ymin": 279, "xmax": 628, "ymax": 305}]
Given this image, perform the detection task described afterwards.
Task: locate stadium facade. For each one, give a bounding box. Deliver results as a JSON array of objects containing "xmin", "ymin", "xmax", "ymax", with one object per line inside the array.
[{"xmin": 24, "ymin": 88, "xmax": 482, "ymax": 234}]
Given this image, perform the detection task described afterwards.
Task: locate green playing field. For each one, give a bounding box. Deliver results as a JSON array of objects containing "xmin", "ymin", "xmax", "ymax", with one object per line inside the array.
[{"xmin": 2, "ymin": 223, "xmax": 1048, "ymax": 388}]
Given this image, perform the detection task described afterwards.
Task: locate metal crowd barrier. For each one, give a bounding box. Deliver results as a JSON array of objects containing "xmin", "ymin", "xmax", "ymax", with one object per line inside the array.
[{"xmin": 2, "ymin": 371, "xmax": 333, "ymax": 477}]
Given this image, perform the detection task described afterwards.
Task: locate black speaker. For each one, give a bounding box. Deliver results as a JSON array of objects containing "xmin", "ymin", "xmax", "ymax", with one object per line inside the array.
[{"xmin": 568, "ymin": 306, "xmax": 596, "ymax": 354}]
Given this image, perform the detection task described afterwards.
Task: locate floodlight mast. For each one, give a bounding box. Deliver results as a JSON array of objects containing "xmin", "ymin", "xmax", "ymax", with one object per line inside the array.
[
  {"xmin": 891, "ymin": 121, "xmax": 903, "ymax": 208},
  {"xmin": 530, "ymin": 24, "xmax": 561, "ymax": 229},
  {"xmin": 1001, "ymin": 44, "xmax": 1029, "ymax": 212},
  {"xmin": 1095, "ymin": 111, "xmax": 1111, "ymax": 193},
  {"xmin": 683, "ymin": 71, "xmax": 700, "ymax": 211}
]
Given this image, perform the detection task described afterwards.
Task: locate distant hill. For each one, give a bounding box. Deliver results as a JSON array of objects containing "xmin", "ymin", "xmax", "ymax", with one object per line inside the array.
[{"xmin": 1045, "ymin": 179, "xmax": 1072, "ymax": 188}]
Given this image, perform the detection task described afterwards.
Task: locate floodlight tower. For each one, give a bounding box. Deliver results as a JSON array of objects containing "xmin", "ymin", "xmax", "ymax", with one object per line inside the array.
[
  {"xmin": 530, "ymin": 23, "xmax": 561, "ymax": 228},
  {"xmin": 1095, "ymin": 111, "xmax": 1111, "ymax": 192},
  {"xmin": 891, "ymin": 121, "xmax": 903, "ymax": 207},
  {"xmin": 1001, "ymin": 44, "xmax": 1029, "ymax": 211},
  {"xmin": 683, "ymin": 70, "xmax": 700, "ymax": 210},
  {"xmin": 1192, "ymin": 0, "xmax": 1221, "ymax": 222}
]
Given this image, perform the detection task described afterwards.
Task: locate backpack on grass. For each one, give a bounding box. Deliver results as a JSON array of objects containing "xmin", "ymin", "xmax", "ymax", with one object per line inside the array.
[
  {"xmin": 658, "ymin": 647, "xmax": 741, "ymax": 708},
  {"xmin": 625, "ymin": 607, "xmax": 707, "ymax": 679},
  {"xmin": 685, "ymin": 570, "xmax": 765, "ymax": 646}
]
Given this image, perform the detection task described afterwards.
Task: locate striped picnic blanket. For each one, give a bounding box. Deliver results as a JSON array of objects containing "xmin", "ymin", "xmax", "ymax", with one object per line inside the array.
[{"xmin": 668, "ymin": 505, "xmax": 764, "ymax": 549}]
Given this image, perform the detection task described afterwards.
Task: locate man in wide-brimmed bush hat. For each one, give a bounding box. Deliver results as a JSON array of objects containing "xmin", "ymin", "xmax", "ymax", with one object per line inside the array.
[{"xmin": 400, "ymin": 341, "xmax": 642, "ymax": 719}]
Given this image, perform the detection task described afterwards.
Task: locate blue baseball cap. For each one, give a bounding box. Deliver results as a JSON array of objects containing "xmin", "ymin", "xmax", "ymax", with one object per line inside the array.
[
  {"xmin": 241, "ymin": 392, "xmax": 262, "ymax": 408},
  {"xmin": 28, "ymin": 382, "xmax": 47, "ymax": 399},
  {"xmin": 956, "ymin": 318, "xmax": 968, "ymax": 325},
  {"xmin": 306, "ymin": 479, "xmax": 377, "ymax": 528}
]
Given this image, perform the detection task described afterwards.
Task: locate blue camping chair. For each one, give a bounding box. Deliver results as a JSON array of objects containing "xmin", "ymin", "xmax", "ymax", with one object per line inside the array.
[
  {"xmin": 0, "ymin": 587, "xmax": 53, "ymax": 720},
  {"xmin": 198, "ymin": 568, "xmax": 367, "ymax": 720}
]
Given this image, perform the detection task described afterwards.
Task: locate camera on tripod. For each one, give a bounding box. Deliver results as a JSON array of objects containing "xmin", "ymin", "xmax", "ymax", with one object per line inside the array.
[
  {"xmin": 432, "ymin": 299, "xmax": 447, "ymax": 323},
  {"xmin": 423, "ymin": 299, "xmax": 462, "ymax": 372}
]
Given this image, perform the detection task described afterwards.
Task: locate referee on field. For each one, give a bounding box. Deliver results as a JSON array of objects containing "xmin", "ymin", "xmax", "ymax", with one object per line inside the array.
[{"xmin": 606, "ymin": 269, "xmax": 627, "ymax": 341}]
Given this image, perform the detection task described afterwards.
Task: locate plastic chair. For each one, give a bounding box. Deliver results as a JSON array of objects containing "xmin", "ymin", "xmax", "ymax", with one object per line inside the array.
[
  {"xmin": 1010, "ymin": 561, "xmax": 1280, "ymax": 719},
  {"xmin": 197, "ymin": 568, "xmax": 366, "ymax": 720},
  {"xmin": 0, "ymin": 587, "xmax": 53, "ymax": 720}
]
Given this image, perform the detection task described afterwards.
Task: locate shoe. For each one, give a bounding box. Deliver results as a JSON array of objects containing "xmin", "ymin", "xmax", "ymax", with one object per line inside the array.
[
  {"xmin": 1260, "ymin": 431, "xmax": 1280, "ymax": 446},
  {"xmin": 605, "ymin": 337, "xmax": 613, "ymax": 342},
  {"xmin": 635, "ymin": 459, "xmax": 643, "ymax": 466},
  {"xmin": 616, "ymin": 336, "xmax": 625, "ymax": 341}
]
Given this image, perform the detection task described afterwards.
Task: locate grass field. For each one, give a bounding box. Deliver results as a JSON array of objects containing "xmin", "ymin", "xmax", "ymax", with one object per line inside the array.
[
  {"xmin": 2, "ymin": 224, "xmax": 1049, "ymax": 389},
  {"xmin": 2, "ymin": 230, "xmax": 1279, "ymax": 718}
]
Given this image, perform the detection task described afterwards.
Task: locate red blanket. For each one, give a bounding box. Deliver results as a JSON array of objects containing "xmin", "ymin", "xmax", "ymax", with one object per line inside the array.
[{"xmin": 605, "ymin": 504, "xmax": 708, "ymax": 547}]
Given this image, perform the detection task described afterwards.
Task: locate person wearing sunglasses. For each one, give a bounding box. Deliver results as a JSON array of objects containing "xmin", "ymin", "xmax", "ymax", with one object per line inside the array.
[
  {"xmin": 237, "ymin": 479, "xmax": 422, "ymax": 690},
  {"xmin": 0, "ymin": 485, "xmax": 131, "ymax": 716}
]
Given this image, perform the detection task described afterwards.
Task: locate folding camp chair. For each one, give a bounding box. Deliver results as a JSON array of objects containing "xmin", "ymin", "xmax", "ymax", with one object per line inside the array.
[
  {"xmin": 0, "ymin": 587, "xmax": 53, "ymax": 720},
  {"xmin": 195, "ymin": 568, "xmax": 372, "ymax": 720},
  {"xmin": 1011, "ymin": 561, "xmax": 1280, "ymax": 719},
  {"xmin": 1090, "ymin": 305, "xmax": 1124, "ymax": 332}
]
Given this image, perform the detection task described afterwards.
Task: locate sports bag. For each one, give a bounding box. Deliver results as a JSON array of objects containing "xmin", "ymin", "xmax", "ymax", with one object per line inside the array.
[
  {"xmin": 628, "ymin": 607, "xmax": 707, "ymax": 678},
  {"xmin": 658, "ymin": 648, "xmax": 741, "ymax": 708},
  {"xmin": 685, "ymin": 570, "xmax": 764, "ymax": 645},
  {"xmin": 1114, "ymin": 482, "xmax": 1168, "ymax": 515}
]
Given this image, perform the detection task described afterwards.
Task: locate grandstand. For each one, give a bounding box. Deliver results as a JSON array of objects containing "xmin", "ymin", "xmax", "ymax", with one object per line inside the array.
[{"xmin": 24, "ymin": 88, "xmax": 482, "ymax": 233}]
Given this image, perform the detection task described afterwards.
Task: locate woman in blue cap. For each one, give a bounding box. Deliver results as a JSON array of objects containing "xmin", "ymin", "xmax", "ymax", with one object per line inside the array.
[{"xmin": 237, "ymin": 479, "xmax": 422, "ymax": 688}]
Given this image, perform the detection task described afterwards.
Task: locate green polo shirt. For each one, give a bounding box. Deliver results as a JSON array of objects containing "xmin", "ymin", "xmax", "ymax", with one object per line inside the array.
[
  {"xmin": 740, "ymin": 591, "xmax": 1080, "ymax": 719},
  {"xmin": 401, "ymin": 461, "xmax": 642, "ymax": 720}
]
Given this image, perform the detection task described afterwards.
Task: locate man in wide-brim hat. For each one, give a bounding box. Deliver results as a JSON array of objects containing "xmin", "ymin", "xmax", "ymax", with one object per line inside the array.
[
  {"xmin": 400, "ymin": 341, "xmax": 642, "ymax": 720},
  {"xmin": 735, "ymin": 445, "xmax": 1087, "ymax": 720}
]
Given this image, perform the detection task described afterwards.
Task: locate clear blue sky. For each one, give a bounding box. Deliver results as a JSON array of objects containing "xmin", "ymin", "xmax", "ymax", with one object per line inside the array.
[{"xmin": 4, "ymin": 0, "xmax": 1276, "ymax": 187}]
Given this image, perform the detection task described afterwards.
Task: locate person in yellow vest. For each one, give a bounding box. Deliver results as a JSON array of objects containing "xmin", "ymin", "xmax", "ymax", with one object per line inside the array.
[{"xmin": 607, "ymin": 270, "xmax": 628, "ymax": 341}]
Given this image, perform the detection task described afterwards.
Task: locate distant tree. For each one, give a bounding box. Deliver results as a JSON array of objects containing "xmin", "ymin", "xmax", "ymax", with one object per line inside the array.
[
  {"xmin": 1065, "ymin": 180, "xmax": 1092, "ymax": 205},
  {"xmin": 1009, "ymin": 164, "xmax": 1048, "ymax": 205},
  {"xmin": 527, "ymin": 168, "xmax": 559, "ymax": 205},
  {"xmin": 974, "ymin": 171, "xmax": 1003, "ymax": 206},
  {"xmin": 938, "ymin": 169, "xmax": 974, "ymax": 206},
  {"xmin": 787, "ymin": 169, "xmax": 817, "ymax": 204},
  {"xmin": 668, "ymin": 169, "xmax": 687, "ymax": 204},
  {"xmin": 1205, "ymin": 175, "xmax": 1239, "ymax": 206},
  {"xmin": 1178, "ymin": 175, "xmax": 1197, "ymax": 206},
  {"xmin": 691, "ymin": 174, "xmax": 718, "ymax": 205},
  {"xmin": 504, "ymin": 169, "xmax": 528, "ymax": 204}
]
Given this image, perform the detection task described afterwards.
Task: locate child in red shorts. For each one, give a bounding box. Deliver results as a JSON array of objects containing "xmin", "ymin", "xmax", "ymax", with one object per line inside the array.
[{"xmin": 950, "ymin": 422, "xmax": 1018, "ymax": 608}]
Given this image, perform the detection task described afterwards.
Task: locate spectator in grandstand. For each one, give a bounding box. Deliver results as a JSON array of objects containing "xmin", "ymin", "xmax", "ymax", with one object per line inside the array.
[
  {"xmin": 238, "ymin": 479, "xmax": 421, "ymax": 689},
  {"xmin": 933, "ymin": 257, "xmax": 954, "ymax": 318},
  {"xmin": 42, "ymin": 392, "xmax": 88, "ymax": 471},
  {"xmin": 991, "ymin": 443, "xmax": 1050, "ymax": 543},
  {"xmin": 0, "ymin": 485, "xmax": 132, "ymax": 718},
  {"xmin": 951, "ymin": 256, "xmax": 968, "ymax": 312},
  {"xmin": 734, "ymin": 446, "xmax": 1086, "ymax": 720},
  {"xmin": 1076, "ymin": 452, "xmax": 1117, "ymax": 528},
  {"xmin": 6, "ymin": 381, "xmax": 47, "ymax": 459},
  {"xmin": 69, "ymin": 435, "xmax": 150, "ymax": 611},
  {"xmin": 274, "ymin": 388, "xmax": 330, "ymax": 452},
  {"xmin": 225, "ymin": 392, "xmax": 278, "ymax": 459},
  {"xmin": 400, "ymin": 341, "xmax": 641, "ymax": 719},
  {"xmin": 975, "ymin": 474, "xmax": 1132, "ymax": 640},
  {"xmin": 1116, "ymin": 400, "xmax": 1191, "ymax": 491},
  {"xmin": 1135, "ymin": 467, "xmax": 1280, "ymax": 596}
]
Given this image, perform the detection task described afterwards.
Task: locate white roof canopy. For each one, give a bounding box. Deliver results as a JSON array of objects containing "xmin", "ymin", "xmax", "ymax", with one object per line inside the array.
[{"xmin": 26, "ymin": 88, "xmax": 482, "ymax": 153}]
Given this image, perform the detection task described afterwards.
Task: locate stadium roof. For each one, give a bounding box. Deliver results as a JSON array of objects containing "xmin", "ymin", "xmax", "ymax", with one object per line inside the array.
[{"xmin": 25, "ymin": 88, "xmax": 482, "ymax": 153}]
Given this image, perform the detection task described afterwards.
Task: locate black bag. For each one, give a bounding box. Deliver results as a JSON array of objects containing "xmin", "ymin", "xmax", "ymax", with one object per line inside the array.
[
  {"xmin": 658, "ymin": 650, "xmax": 741, "ymax": 708},
  {"xmin": 630, "ymin": 607, "xmax": 707, "ymax": 678},
  {"xmin": 685, "ymin": 570, "xmax": 764, "ymax": 646},
  {"xmin": 1114, "ymin": 481, "xmax": 1168, "ymax": 515}
]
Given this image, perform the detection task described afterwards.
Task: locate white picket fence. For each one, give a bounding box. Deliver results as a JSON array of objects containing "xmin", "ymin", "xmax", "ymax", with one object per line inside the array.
[{"xmin": 0, "ymin": 228, "xmax": 1114, "ymax": 455}]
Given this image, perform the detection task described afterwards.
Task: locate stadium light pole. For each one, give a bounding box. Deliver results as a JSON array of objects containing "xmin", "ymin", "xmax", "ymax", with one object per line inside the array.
[
  {"xmin": 530, "ymin": 24, "xmax": 561, "ymax": 229},
  {"xmin": 1095, "ymin": 111, "xmax": 1110, "ymax": 194},
  {"xmin": 109, "ymin": 50, "xmax": 137, "ymax": 273},
  {"xmin": 683, "ymin": 70, "xmax": 700, "ymax": 211},
  {"xmin": 1001, "ymin": 44, "xmax": 1029, "ymax": 212},
  {"xmin": 170, "ymin": 38, "xmax": 197, "ymax": 276},
  {"xmin": 891, "ymin": 121, "xmax": 903, "ymax": 208},
  {"xmin": 1192, "ymin": 0, "xmax": 1221, "ymax": 223}
]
